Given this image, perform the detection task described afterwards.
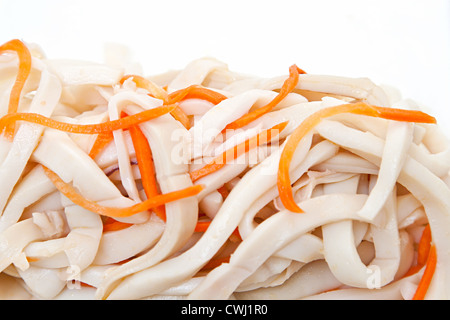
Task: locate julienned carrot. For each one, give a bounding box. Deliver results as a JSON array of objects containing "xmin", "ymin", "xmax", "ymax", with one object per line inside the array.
[
  {"xmin": 129, "ymin": 124, "xmax": 166, "ymax": 221},
  {"xmin": 102, "ymin": 217, "xmax": 133, "ymax": 232},
  {"xmin": 42, "ymin": 166, "xmax": 204, "ymax": 219},
  {"xmin": 120, "ymin": 74, "xmax": 168, "ymax": 101},
  {"xmin": 89, "ymin": 131, "xmax": 114, "ymax": 159},
  {"xmin": 412, "ymin": 244, "xmax": 437, "ymax": 300},
  {"xmin": 0, "ymin": 39, "xmax": 32, "ymax": 137},
  {"xmin": 190, "ymin": 121, "xmax": 289, "ymax": 182},
  {"xmin": 0, "ymin": 104, "xmax": 176, "ymax": 136},
  {"xmin": 224, "ymin": 65, "xmax": 305, "ymax": 131},
  {"xmin": 277, "ymin": 102, "xmax": 437, "ymax": 213},
  {"xmin": 167, "ymin": 85, "xmax": 228, "ymax": 105}
]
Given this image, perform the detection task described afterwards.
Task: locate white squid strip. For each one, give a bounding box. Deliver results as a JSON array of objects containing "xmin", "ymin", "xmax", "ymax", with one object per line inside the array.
[
  {"xmin": 0, "ymin": 69, "xmax": 61, "ymax": 214},
  {"xmin": 0, "ymin": 272, "xmax": 32, "ymax": 300},
  {"xmin": 178, "ymin": 98, "xmax": 214, "ymax": 116},
  {"xmin": 100, "ymin": 133, "xmax": 313, "ymax": 300},
  {"xmin": 24, "ymin": 238, "xmax": 69, "ymax": 269},
  {"xmin": 31, "ymin": 129, "xmax": 145, "ymax": 223},
  {"xmin": 54, "ymin": 286, "xmax": 97, "ymax": 300},
  {"xmin": 188, "ymin": 194, "xmax": 372, "ymax": 299},
  {"xmin": 322, "ymin": 192, "xmax": 400, "ymax": 288},
  {"xmin": 189, "ymin": 89, "xmax": 278, "ymax": 159},
  {"xmin": 236, "ymin": 257, "xmax": 301, "ymax": 292},
  {"xmin": 239, "ymin": 140, "xmax": 339, "ymax": 239},
  {"xmin": 94, "ymin": 214, "xmax": 165, "ymax": 265},
  {"xmin": 107, "ymin": 91, "xmax": 163, "ymax": 201},
  {"xmin": 356, "ymin": 121, "xmax": 413, "ymax": 221},
  {"xmin": 62, "ymin": 205, "xmax": 102, "ymax": 273}
]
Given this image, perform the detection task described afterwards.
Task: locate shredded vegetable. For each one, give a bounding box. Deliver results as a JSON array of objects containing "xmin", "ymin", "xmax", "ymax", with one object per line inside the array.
[{"xmin": 0, "ymin": 39, "xmax": 448, "ymax": 301}]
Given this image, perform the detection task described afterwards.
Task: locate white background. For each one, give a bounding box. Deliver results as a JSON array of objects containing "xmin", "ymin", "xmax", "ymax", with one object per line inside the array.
[{"xmin": 1, "ymin": 0, "xmax": 449, "ymax": 135}]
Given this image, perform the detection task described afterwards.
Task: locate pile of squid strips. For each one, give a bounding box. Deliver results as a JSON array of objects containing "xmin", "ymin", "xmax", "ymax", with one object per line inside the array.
[{"xmin": 0, "ymin": 39, "xmax": 448, "ymax": 300}]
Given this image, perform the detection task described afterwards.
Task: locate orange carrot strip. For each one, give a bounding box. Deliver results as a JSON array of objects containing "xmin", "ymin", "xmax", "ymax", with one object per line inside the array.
[
  {"xmin": 412, "ymin": 244, "xmax": 437, "ymax": 300},
  {"xmin": 102, "ymin": 217, "xmax": 133, "ymax": 232},
  {"xmin": 121, "ymin": 75, "xmax": 191, "ymax": 128},
  {"xmin": 42, "ymin": 166, "xmax": 203, "ymax": 219},
  {"xmin": 170, "ymin": 105, "xmax": 191, "ymax": 129},
  {"xmin": 190, "ymin": 121, "xmax": 288, "ymax": 182},
  {"xmin": 0, "ymin": 39, "xmax": 32, "ymax": 114},
  {"xmin": 277, "ymin": 102, "xmax": 437, "ymax": 213},
  {"xmin": 224, "ymin": 65, "xmax": 305, "ymax": 131},
  {"xmin": 167, "ymin": 85, "xmax": 228, "ymax": 105},
  {"xmin": 129, "ymin": 124, "xmax": 166, "ymax": 221},
  {"xmin": 217, "ymin": 185, "xmax": 229, "ymax": 199},
  {"xmin": 89, "ymin": 131, "xmax": 114, "ymax": 159},
  {"xmin": 120, "ymin": 74, "xmax": 168, "ymax": 101},
  {"xmin": 0, "ymin": 39, "xmax": 32, "ymax": 137},
  {"xmin": 0, "ymin": 104, "xmax": 176, "ymax": 135}
]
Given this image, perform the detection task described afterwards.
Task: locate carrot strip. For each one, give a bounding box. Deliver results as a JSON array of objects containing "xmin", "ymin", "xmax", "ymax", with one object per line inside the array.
[
  {"xmin": 201, "ymin": 256, "xmax": 231, "ymax": 271},
  {"xmin": 277, "ymin": 102, "xmax": 437, "ymax": 213},
  {"xmin": 129, "ymin": 124, "xmax": 166, "ymax": 221},
  {"xmin": 190, "ymin": 121, "xmax": 288, "ymax": 182},
  {"xmin": 224, "ymin": 65, "xmax": 305, "ymax": 131},
  {"xmin": 194, "ymin": 221, "xmax": 211, "ymax": 233},
  {"xmin": 103, "ymin": 217, "xmax": 133, "ymax": 232},
  {"xmin": 0, "ymin": 104, "xmax": 176, "ymax": 135},
  {"xmin": 412, "ymin": 244, "xmax": 437, "ymax": 300},
  {"xmin": 42, "ymin": 166, "xmax": 203, "ymax": 219},
  {"xmin": 404, "ymin": 224, "xmax": 432, "ymax": 277},
  {"xmin": 417, "ymin": 224, "xmax": 432, "ymax": 266},
  {"xmin": 120, "ymin": 74, "xmax": 168, "ymax": 101},
  {"xmin": 0, "ymin": 39, "xmax": 32, "ymax": 137},
  {"xmin": 89, "ymin": 131, "xmax": 114, "ymax": 159},
  {"xmin": 167, "ymin": 85, "xmax": 228, "ymax": 105}
]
